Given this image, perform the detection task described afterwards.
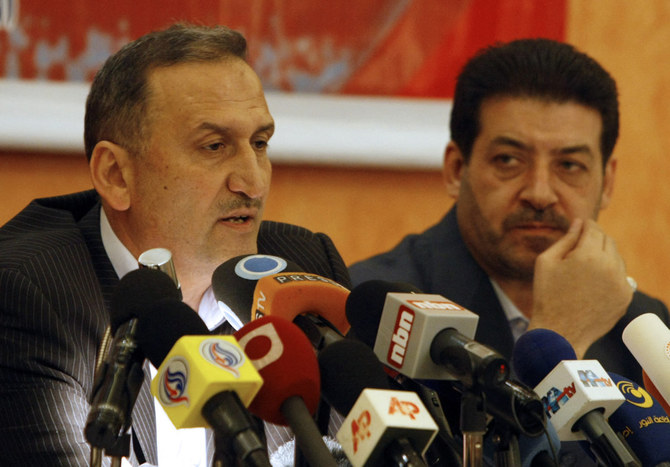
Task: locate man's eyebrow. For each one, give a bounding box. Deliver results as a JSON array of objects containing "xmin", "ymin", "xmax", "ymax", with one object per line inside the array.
[
  {"xmin": 556, "ymin": 144, "xmax": 595, "ymax": 158},
  {"xmin": 257, "ymin": 122, "xmax": 275, "ymax": 135},
  {"xmin": 490, "ymin": 136, "xmax": 529, "ymax": 150},
  {"xmin": 196, "ymin": 122, "xmax": 275, "ymax": 135},
  {"xmin": 491, "ymin": 136, "xmax": 596, "ymax": 159}
]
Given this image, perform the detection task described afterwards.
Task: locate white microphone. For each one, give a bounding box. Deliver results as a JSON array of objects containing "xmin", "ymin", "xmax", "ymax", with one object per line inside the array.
[
  {"xmin": 354, "ymin": 285, "xmax": 508, "ymax": 388},
  {"xmin": 622, "ymin": 313, "xmax": 670, "ymax": 409},
  {"xmin": 336, "ymin": 388, "xmax": 438, "ymax": 467},
  {"xmin": 532, "ymin": 359, "xmax": 624, "ymax": 441},
  {"xmin": 514, "ymin": 329, "xmax": 641, "ymax": 466}
]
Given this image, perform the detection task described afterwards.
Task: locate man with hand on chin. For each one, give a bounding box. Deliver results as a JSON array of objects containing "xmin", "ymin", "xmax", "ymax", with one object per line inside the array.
[{"xmin": 350, "ymin": 38, "xmax": 669, "ymax": 383}]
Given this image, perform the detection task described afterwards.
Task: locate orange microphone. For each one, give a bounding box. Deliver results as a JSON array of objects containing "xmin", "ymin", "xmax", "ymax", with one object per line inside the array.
[{"xmin": 250, "ymin": 272, "xmax": 351, "ymax": 336}]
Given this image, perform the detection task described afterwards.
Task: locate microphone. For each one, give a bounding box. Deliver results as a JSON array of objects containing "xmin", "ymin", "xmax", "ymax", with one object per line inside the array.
[
  {"xmin": 234, "ymin": 316, "xmax": 338, "ymax": 467},
  {"xmin": 336, "ymin": 388, "xmax": 438, "ymax": 467},
  {"xmin": 643, "ymin": 370, "xmax": 670, "ymax": 416},
  {"xmin": 85, "ymin": 268, "xmax": 181, "ymax": 449},
  {"xmin": 622, "ymin": 313, "xmax": 670, "ymax": 413},
  {"xmin": 345, "ymin": 280, "xmax": 512, "ymax": 464},
  {"xmin": 345, "ymin": 280, "xmax": 508, "ymax": 389},
  {"xmin": 607, "ymin": 372, "xmax": 670, "ymax": 466},
  {"xmin": 451, "ymin": 377, "xmax": 559, "ymax": 466},
  {"xmin": 344, "ymin": 280, "xmax": 422, "ymax": 345},
  {"xmin": 144, "ymin": 302, "xmax": 268, "ymax": 467},
  {"xmin": 515, "ymin": 423, "xmax": 561, "ymax": 467},
  {"xmin": 212, "ymin": 254, "xmax": 303, "ymax": 328},
  {"xmin": 513, "ymin": 329, "xmax": 641, "ymax": 466},
  {"xmin": 138, "ymin": 247, "xmax": 181, "ymax": 295},
  {"xmin": 318, "ymin": 338, "xmax": 439, "ymax": 467},
  {"xmin": 482, "ymin": 379, "xmax": 547, "ymax": 438},
  {"xmin": 249, "ymin": 271, "xmax": 351, "ymax": 350},
  {"xmin": 317, "ymin": 338, "xmax": 392, "ymax": 413}
]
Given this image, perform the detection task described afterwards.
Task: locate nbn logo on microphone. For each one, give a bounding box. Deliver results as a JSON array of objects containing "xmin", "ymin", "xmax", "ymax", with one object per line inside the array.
[
  {"xmin": 387, "ymin": 306, "xmax": 415, "ymax": 368},
  {"xmin": 407, "ymin": 299, "xmax": 463, "ymax": 311}
]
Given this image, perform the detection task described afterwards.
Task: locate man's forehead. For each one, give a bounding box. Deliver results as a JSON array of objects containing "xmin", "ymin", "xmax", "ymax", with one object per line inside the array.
[{"xmin": 477, "ymin": 97, "xmax": 603, "ymax": 152}]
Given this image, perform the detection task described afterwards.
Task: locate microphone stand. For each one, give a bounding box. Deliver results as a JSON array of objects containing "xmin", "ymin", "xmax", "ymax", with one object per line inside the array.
[
  {"xmin": 89, "ymin": 326, "xmax": 131, "ymax": 467},
  {"xmin": 460, "ymin": 389, "xmax": 486, "ymax": 467},
  {"xmin": 212, "ymin": 431, "xmax": 237, "ymax": 467},
  {"xmin": 89, "ymin": 250, "xmax": 179, "ymax": 467},
  {"xmin": 489, "ymin": 423, "xmax": 521, "ymax": 467},
  {"xmin": 107, "ymin": 434, "xmax": 131, "ymax": 467},
  {"xmin": 294, "ymin": 398, "xmax": 332, "ymax": 467},
  {"xmin": 89, "ymin": 433, "xmax": 130, "ymax": 467}
]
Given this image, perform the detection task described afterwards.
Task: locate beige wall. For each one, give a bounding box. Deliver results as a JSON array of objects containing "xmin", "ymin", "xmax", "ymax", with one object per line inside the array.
[
  {"xmin": 566, "ymin": 2, "xmax": 670, "ymax": 306},
  {"xmin": 2, "ymin": 0, "xmax": 670, "ymax": 306}
]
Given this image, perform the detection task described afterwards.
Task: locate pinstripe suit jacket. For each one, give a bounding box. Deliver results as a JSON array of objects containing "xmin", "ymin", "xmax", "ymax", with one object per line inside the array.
[{"xmin": 0, "ymin": 190, "xmax": 351, "ymax": 466}]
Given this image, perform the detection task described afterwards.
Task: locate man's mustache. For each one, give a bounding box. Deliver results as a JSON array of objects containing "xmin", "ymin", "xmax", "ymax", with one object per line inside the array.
[
  {"xmin": 218, "ymin": 197, "xmax": 263, "ymax": 212},
  {"xmin": 502, "ymin": 208, "xmax": 571, "ymax": 232}
]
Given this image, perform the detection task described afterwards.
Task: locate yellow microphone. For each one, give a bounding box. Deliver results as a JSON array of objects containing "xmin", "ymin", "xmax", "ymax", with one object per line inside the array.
[
  {"xmin": 151, "ymin": 335, "xmax": 263, "ymax": 428},
  {"xmin": 141, "ymin": 299, "xmax": 268, "ymax": 466}
]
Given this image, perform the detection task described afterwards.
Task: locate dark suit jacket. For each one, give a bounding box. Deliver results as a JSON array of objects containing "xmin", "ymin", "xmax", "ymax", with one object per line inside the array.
[
  {"xmin": 0, "ymin": 190, "xmax": 351, "ymax": 466},
  {"xmin": 349, "ymin": 207, "xmax": 670, "ymax": 385}
]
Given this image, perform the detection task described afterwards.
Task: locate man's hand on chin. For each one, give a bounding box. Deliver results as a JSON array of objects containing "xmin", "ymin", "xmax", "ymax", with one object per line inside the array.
[{"xmin": 530, "ymin": 218, "xmax": 634, "ymax": 358}]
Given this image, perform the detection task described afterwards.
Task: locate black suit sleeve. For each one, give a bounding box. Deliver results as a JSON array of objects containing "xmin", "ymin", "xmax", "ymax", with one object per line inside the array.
[
  {"xmin": 257, "ymin": 220, "xmax": 352, "ymax": 288},
  {"xmin": 0, "ymin": 268, "xmax": 99, "ymax": 466},
  {"xmin": 585, "ymin": 291, "xmax": 670, "ymax": 384}
]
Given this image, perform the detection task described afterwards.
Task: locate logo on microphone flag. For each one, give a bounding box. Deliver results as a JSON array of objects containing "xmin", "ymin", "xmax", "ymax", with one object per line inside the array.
[
  {"xmin": 351, "ymin": 410, "xmax": 372, "ymax": 454},
  {"xmin": 200, "ymin": 338, "xmax": 245, "ymax": 378},
  {"xmin": 159, "ymin": 357, "xmax": 190, "ymax": 406},
  {"xmin": 387, "ymin": 306, "xmax": 414, "ymax": 368},
  {"xmin": 234, "ymin": 254, "xmax": 288, "ymax": 279},
  {"xmin": 388, "ymin": 396, "xmax": 420, "ymax": 420},
  {"xmin": 616, "ymin": 379, "xmax": 654, "ymax": 409}
]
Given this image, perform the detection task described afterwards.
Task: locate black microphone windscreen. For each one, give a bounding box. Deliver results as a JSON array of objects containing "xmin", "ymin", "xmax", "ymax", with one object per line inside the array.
[
  {"xmin": 345, "ymin": 279, "xmax": 421, "ymax": 348},
  {"xmin": 512, "ymin": 329, "xmax": 577, "ymax": 388},
  {"xmin": 110, "ymin": 268, "xmax": 181, "ymax": 332},
  {"xmin": 318, "ymin": 338, "xmax": 390, "ymax": 414},
  {"xmin": 136, "ymin": 299, "xmax": 209, "ymax": 367},
  {"xmin": 211, "ymin": 254, "xmax": 303, "ymax": 324}
]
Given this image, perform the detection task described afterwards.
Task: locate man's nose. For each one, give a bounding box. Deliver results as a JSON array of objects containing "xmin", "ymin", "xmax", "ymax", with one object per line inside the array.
[
  {"xmin": 227, "ymin": 146, "xmax": 270, "ymax": 199},
  {"xmin": 519, "ymin": 165, "xmax": 558, "ymax": 210}
]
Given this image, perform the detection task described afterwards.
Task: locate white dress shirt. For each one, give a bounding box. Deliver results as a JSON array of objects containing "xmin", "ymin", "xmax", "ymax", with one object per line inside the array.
[
  {"xmin": 99, "ymin": 207, "xmax": 343, "ymax": 466},
  {"xmin": 489, "ymin": 278, "xmax": 529, "ymax": 342}
]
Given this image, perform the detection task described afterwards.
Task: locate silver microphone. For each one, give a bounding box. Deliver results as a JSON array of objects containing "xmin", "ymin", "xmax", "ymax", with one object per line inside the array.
[{"xmin": 138, "ymin": 247, "xmax": 181, "ymax": 298}]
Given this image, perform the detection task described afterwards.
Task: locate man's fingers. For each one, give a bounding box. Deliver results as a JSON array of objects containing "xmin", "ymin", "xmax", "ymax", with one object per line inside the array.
[
  {"xmin": 542, "ymin": 217, "xmax": 584, "ymax": 260},
  {"xmin": 577, "ymin": 219, "xmax": 609, "ymax": 252}
]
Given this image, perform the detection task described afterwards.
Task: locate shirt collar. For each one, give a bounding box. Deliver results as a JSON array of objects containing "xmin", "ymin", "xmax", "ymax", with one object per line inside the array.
[
  {"xmin": 489, "ymin": 278, "xmax": 529, "ymax": 341},
  {"xmin": 99, "ymin": 206, "xmax": 226, "ymax": 332}
]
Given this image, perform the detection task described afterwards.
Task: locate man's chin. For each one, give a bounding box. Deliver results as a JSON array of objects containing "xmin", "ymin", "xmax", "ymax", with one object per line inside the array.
[
  {"xmin": 212, "ymin": 244, "xmax": 258, "ymax": 267},
  {"xmin": 518, "ymin": 234, "xmax": 557, "ymax": 255},
  {"xmin": 497, "ymin": 244, "xmax": 546, "ymax": 280}
]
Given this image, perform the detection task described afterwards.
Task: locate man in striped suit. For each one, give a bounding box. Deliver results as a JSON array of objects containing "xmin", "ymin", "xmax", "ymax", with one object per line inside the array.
[{"xmin": 0, "ymin": 24, "xmax": 350, "ymax": 466}]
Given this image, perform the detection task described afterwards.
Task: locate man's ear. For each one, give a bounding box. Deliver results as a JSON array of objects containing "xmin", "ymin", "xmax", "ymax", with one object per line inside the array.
[
  {"xmin": 443, "ymin": 141, "xmax": 465, "ymax": 199},
  {"xmin": 599, "ymin": 157, "xmax": 617, "ymax": 211},
  {"xmin": 89, "ymin": 141, "xmax": 132, "ymax": 211}
]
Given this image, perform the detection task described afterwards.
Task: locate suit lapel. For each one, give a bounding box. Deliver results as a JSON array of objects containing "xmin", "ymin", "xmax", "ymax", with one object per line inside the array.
[
  {"xmin": 429, "ymin": 209, "xmax": 516, "ymax": 360},
  {"xmin": 132, "ymin": 361, "xmax": 158, "ymax": 465},
  {"xmin": 77, "ymin": 197, "xmax": 158, "ymax": 464}
]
